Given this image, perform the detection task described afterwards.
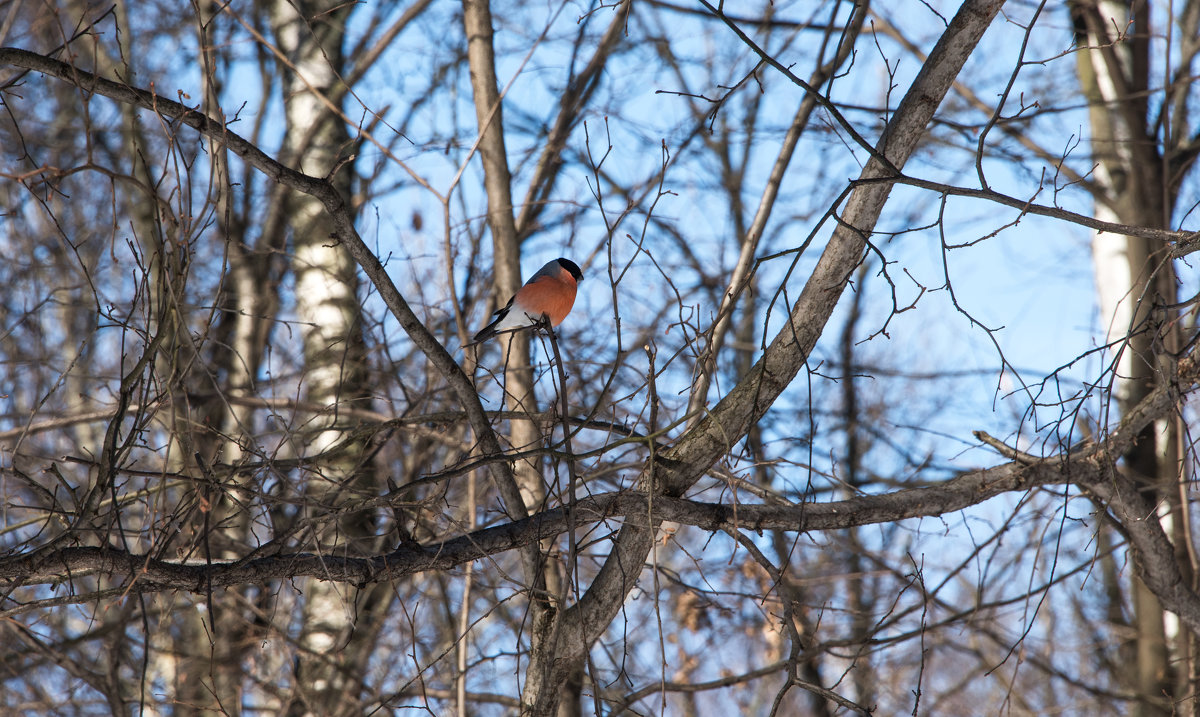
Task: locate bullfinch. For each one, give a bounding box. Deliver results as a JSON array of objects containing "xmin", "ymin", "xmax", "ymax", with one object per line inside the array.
[{"xmin": 469, "ymin": 257, "xmax": 583, "ymax": 344}]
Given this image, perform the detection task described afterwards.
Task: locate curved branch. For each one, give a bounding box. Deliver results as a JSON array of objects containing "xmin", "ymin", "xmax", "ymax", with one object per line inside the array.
[
  {"xmin": 876, "ymin": 174, "xmax": 1199, "ymax": 248},
  {"xmin": 0, "ymin": 46, "xmax": 525, "ymax": 518},
  {"xmin": 0, "ymin": 458, "xmax": 1119, "ymax": 599},
  {"xmin": 4, "ymin": 351, "xmax": 1196, "ymax": 622}
]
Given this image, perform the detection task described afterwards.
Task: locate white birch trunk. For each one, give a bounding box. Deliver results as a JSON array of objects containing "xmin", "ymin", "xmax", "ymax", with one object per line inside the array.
[
  {"xmin": 269, "ymin": 2, "xmax": 385, "ymax": 714},
  {"xmin": 1074, "ymin": 2, "xmax": 1182, "ymax": 713}
]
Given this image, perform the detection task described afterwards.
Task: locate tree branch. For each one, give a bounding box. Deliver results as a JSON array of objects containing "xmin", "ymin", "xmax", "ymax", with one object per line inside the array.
[
  {"xmin": 5, "ymin": 350, "xmax": 1196, "ymax": 622},
  {"xmin": 0, "ymin": 45, "xmax": 525, "ymax": 539}
]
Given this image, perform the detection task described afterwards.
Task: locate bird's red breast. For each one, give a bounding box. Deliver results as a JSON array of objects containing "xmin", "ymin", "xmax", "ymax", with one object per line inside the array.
[{"xmin": 512, "ymin": 265, "xmax": 578, "ymax": 326}]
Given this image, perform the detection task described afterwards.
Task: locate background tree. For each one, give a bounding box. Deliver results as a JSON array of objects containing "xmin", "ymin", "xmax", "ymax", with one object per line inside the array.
[
  {"xmin": 1, "ymin": 1, "xmax": 1199, "ymax": 715},
  {"xmin": 1071, "ymin": 1, "xmax": 1197, "ymax": 712}
]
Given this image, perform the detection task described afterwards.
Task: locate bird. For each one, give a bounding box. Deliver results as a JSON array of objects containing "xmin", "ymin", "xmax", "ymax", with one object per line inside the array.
[{"xmin": 469, "ymin": 257, "xmax": 583, "ymax": 345}]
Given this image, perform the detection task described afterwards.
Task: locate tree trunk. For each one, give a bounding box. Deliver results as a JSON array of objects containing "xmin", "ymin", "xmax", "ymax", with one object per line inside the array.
[
  {"xmin": 460, "ymin": 0, "xmax": 579, "ymax": 711},
  {"xmin": 269, "ymin": 2, "xmax": 388, "ymax": 714},
  {"xmin": 1071, "ymin": 2, "xmax": 1187, "ymax": 714},
  {"xmin": 90, "ymin": 0, "xmax": 255, "ymax": 712}
]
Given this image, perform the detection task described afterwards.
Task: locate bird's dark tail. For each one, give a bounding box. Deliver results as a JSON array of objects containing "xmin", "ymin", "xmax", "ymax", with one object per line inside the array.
[{"xmin": 468, "ymin": 322, "xmax": 498, "ymax": 345}]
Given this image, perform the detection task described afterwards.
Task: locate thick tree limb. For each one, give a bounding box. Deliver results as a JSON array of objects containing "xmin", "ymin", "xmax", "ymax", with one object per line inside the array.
[
  {"xmin": 4, "ymin": 352, "xmax": 1197, "ymax": 626},
  {"xmin": 527, "ymin": 3, "xmax": 1011, "ymax": 697},
  {"xmin": 0, "ymin": 456, "xmax": 1141, "ymax": 598}
]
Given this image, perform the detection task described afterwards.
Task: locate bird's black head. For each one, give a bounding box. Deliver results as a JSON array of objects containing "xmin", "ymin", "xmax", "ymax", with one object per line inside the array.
[{"xmin": 557, "ymin": 258, "xmax": 583, "ymax": 282}]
